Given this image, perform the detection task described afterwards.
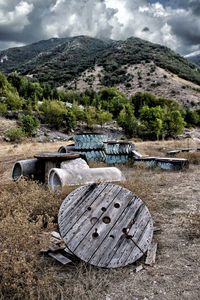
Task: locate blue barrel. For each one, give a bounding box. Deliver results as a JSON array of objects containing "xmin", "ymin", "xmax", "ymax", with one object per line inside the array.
[{"xmin": 74, "ymin": 133, "xmax": 107, "ymax": 150}]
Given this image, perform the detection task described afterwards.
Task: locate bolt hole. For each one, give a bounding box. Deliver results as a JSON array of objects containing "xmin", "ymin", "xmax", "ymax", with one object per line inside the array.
[
  {"xmin": 87, "ymin": 207, "xmax": 92, "ymax": 211},
  {"xmin": 90, "ymin": 217, "xmax": 98, "ymax": 224},
  {"xmin": 102, "ymin": 216, "xmax": 111, "ymax": 224},
  {"xmin": 101, "ymin": 207, "xmax": 106, "ymax": 212},
  {"xmin": 92, "ymin": 232, "xmax": 99, "ymax": 238},
  {"xmin": 114, "ymin": 203, "xmax": 120, "ymax": 208},
  {"xmin": 122, "ymin": 228, "xmax": 127, "ymax": 233},
  {"xmin": 110, "ymin": 235, "xmax": 115, "ymax": 239}
]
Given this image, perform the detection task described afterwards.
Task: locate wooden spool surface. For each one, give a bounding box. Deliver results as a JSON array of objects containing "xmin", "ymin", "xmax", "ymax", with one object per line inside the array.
[
  {"xmin": 58, "ymin": 183, "xmax": 153, "ymax": 268},
  {"xmin": 34, "ymin": 152, "xmax": 87, "ymax": 162}
]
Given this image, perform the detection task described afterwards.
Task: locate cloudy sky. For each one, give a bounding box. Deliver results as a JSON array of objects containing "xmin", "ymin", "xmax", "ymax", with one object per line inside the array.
[{"xmin": 0, "ymin": 0, "xmax": 200, "ymax": 55}]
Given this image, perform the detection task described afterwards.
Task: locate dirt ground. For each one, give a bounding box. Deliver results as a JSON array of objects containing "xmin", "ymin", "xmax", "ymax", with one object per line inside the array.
[{"xmin": 0, "ymin": 139, "xmax": 199, "ymax": 300}]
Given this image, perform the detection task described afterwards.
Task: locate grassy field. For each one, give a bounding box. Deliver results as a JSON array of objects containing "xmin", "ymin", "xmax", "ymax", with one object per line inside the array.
[{"xmin": 0, "ymin": 139, "xmax": 200, "ymax": 300}]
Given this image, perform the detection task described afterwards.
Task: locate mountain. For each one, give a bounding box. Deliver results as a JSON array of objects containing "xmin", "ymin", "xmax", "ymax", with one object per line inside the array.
[
  {"xmin": 0, "ymin": 37, "xmax": 70, "ymax": 74},
  {"xmin": 185, "ymin": 51, "xmax": 200, "ymax": 66},
  {"xmin": 0, "ymin": 35, "xmax": 200, "ymax": 108}
]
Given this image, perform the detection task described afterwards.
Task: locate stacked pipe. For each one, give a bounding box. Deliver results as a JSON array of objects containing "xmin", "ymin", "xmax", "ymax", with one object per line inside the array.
[
  {"xmin": 74, "ymin": 133, "xmax": 107, "ymax": 162},
  {"xmin": 104, "ymin": 141, "xmax": 135, "ymax": 164},
  {"xmin": 134, "ymin": 156, "xmax": 189, "ymax": 171}
]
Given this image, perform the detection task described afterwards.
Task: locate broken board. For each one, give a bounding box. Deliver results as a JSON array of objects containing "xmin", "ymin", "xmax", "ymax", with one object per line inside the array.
[{"xmin": 58, "ymin": 183, "xmax": 153, "ymax": 268}]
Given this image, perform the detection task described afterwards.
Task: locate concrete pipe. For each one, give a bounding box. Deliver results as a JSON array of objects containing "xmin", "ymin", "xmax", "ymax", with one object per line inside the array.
[
  {"xmin": 48, "ymin": 167, "xmax": 125, "ymax": 190},
  {"xmin": 12, "ymin": 158, "xmax": 45, "ymax": 181},
  {"xmin": 58, "ymin": 145, "xmax": 75, "ymax": 153},
  {"xmin": 60, "ymin": 158, "xmax": 89, "ymax": 170}
]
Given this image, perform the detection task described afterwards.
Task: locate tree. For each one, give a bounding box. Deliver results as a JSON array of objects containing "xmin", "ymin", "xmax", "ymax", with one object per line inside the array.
[
  {"xmin": 96, "ymin": 110, "xmax": 112, "ymax": 126},
  {"xmin": 184, "ymin": 110, "xmax": 199, "ymax": 127},
  {"xmin": 118, "ymin": 104, "xmax": 137, "ymax": 137},
  {"xmin": 139, "ymin": 105, "xmax": 164, "ymax": 139},
  {"xmin": 163, "ymin": 110, "xmax": 186, "ymax": 137},
  {"xmin": 39, "ymin": 100, "xmax": 76, "ymax": 129}
]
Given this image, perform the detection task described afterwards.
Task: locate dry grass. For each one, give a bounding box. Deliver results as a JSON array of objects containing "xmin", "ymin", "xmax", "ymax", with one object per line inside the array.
[{"xmin": 0, "ymin": 140, "xmax": 200, "ymax": 299}]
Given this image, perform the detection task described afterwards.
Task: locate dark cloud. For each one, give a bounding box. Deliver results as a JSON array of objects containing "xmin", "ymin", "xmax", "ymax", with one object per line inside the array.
[
  {"xmin": 142, "ymin": 27, "xmax": 150, "ymax": 32},
  {"xmin": 178, "ymin": 0, "xmax": 200, "ymax": 16},
  {"xmin": 0, "ymin": 0, "xmax": 199, "ymax": 56}
]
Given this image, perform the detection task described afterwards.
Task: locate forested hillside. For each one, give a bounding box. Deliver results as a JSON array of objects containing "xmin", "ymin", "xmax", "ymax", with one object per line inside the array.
[
  {"xmin": 1, "ymin": 36, "xmax": 200, "ymax": 87},
  {"xmin": 1, "ymin": 72, "xmax": 199, "ymax": 142}
]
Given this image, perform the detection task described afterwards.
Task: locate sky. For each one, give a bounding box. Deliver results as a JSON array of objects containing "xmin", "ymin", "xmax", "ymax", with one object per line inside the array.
[{"xmin": 0, "ymin": 0, "xmax": 200, "ymax": 55}]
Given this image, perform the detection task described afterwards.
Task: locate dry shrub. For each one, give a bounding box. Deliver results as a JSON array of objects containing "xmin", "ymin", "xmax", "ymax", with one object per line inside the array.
[
  {"xmin": 0, "ymin": 179, "xmax": 75, "ymax": 299},
  {"xmin": 0, "ymin": 163, "xmax": 157, "ymax": 299},
  {"xmin": 176, "ymin": 151, "xmax": 200, "ymax": 165},
  {"xmin": 118, "ymin": 164, "xmax": 157, "ymax": 213},
  {"xmin": 183, "ymin": 204, "xmax": 200, "ymax": 240}
]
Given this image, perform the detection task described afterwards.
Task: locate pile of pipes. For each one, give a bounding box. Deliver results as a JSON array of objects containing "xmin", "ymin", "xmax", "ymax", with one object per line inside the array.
[
  {"xmin": 58, "ymin": 132, "xmax": 189, "ymax": 171},
  {"xmin": 58, "ymin": 133, "xmax": 135, "ymax": 164},
  {"xmin": 12, "ymin": 152, "xmax": 125, "ymax": 191},
  {"xmin": 11, "ymin": 132, "xmax": 190, "ymax": 190}
]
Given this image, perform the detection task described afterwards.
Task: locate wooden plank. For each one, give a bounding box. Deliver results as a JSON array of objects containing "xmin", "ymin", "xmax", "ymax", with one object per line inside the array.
[
  {"xmin": 63, "ymin": 185, "xmax": 122, "ymax": 250},
  {"xmin": 104, "ymin": 207, "xmax": 152, "ymax": 267},
  {"xmin": 68, "ymin": 187, "xmax": 133, "ymax": 255},
  {"xmin": 48, "ymin": 252, "xmax": 72, "ymax": 265},
  {"xmin": 89, "ymin": 197, "xmax": 142, "ymax": 267},
  {"xmin": 59, "ymin": 183, "xmax": 110, "ymax": 237},
  {"xmin": 59, "ymin": 183, "xmax": 104, "ymax": 230},
  {"xmin": 145, "ymin": 242, "xmax": 157, "ymax": 266}
]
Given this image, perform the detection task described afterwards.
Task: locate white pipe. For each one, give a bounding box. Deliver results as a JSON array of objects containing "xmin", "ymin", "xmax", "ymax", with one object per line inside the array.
[
  {"xmin": 48, "ymin": 167, "xmax": 125, "ymax": 190},
  {"xmin": 60, "ymin": 158, "xmax": 89, "ymax": 170}
]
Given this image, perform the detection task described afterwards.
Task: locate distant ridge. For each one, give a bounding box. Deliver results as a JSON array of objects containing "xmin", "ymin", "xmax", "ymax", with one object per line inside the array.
[{"xmin": 0, "ymin": 35, "xmax": 200, "ymax": 90}]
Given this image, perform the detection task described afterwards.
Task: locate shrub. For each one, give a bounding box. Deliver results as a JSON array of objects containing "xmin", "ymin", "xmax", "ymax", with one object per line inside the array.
[
  {"xmin": 40, "ymin": 100, "xmax": 76, "ymax": 130},
  {"xmin": 0, "ymin": 103, "xmax": 7, "ymax": 115},
  {"xmin": 5, "ymin": 127, "xmax": 25, "ymax": 142},
  {"xmin": 22, "ymin": 115, "xmax": 40, "ymax": 136},
  {"xmin": 5, "ymin": 90, "xmax": 24, "ymax": 110}
]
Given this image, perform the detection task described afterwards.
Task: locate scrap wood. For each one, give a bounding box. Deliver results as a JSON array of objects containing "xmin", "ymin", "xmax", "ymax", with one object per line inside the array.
[
  {"xmin": 145, "ymin": 241, "xmax": 157, "ymax": 266},
  {"xmin": 40, "ymin": 231, "xmax": 66, "ymax": 252},
  {"xmin": 48, "ymin": 252, "xmax": 72, "ymax": 265}
]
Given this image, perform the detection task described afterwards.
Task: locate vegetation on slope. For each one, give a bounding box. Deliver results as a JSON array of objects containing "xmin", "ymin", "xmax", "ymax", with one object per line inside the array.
[
  {"xmin": 1, "ymin": 72, "xmax": 200, "ymax": 142},
  {"xmin": 1, "ymin": 36, "xmax": 200, "ymax": 88}
]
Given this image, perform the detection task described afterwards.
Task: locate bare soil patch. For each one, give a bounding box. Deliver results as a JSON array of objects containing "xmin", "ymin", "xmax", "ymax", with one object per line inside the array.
[{"xmin": 0, "ymin": 140, "xmax": 199, "ymax": 299}]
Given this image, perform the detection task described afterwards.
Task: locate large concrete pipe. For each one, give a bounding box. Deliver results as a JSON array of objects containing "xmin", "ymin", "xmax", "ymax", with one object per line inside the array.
[
  {"xmin": 12, "ymin": 158, "xmax": 45, "ymax": 181},
  {"xmin": 58, "ymin": 145, "xmax": 75, "ymax": 153},
  {"xmin": 48, "ymin": 167, "xmax": 125, "ymax": 190},
  {"xmin": 60, "ymin": 158, "xmax": 89, "ymax": 170}
]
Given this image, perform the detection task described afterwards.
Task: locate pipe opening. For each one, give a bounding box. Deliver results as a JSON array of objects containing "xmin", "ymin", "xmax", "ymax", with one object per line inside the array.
[
  {"xmin": 59, "ymin": 147, "xmax": 67, "ymax": 153},
  {"xmin": 12, "ymin": 163, "xmax": 22, "ymax": 180},
  {"xmin": 52, "ymin": 172, "xmax": 62, "ymax": 189}
]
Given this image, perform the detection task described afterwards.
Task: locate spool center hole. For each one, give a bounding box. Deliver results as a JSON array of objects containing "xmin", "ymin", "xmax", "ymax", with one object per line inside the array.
[{"xmin": 92, "ymin": 232, "xmax": 99, "ymax": 238}]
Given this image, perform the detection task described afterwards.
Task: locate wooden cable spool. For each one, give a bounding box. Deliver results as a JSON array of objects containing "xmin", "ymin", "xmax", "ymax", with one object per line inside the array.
[{"xmin": 58, "ymin": 183, "xmax": 153, "ymax": 268}]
